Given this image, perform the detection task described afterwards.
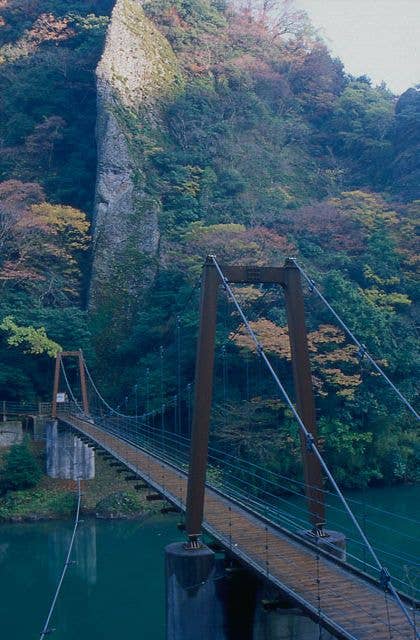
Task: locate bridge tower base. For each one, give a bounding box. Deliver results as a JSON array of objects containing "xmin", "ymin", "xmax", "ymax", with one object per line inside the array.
[
  {"xmin": 165, "ymin": 542, "xmax": 226, "ymax": 640},
  {"xmin": 301, "ymin": 529, "xmax": 346, "ymax": 562}
]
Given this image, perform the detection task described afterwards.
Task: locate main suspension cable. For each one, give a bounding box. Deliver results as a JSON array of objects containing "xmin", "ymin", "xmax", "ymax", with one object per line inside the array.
[
  {"xmin": 291, "ymin": 259, "xmax": 419, "ymax": 421},
  {"xmin": 60, "ymin": 360, "xmax": 83, "ymax": 412},
  {"xmin": 210, "ymin": 255, "xmax": 418, "ymax": 634}
]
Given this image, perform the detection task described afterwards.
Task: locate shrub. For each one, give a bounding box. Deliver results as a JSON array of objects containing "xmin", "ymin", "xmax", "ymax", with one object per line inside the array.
[{"xmin": 0, "ymin": 441, "xmax": 42, "ymax": 492}]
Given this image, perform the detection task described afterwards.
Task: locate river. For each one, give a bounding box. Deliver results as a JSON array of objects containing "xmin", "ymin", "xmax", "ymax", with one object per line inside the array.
[{"xmin": 0, "ymin": 486, "xmax": 418, "ymax": 639}]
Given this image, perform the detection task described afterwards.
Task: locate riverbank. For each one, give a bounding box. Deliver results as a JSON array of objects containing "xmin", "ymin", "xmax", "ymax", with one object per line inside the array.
[{"xmin": 0, "ymin": 441, "xmax": 162, "ymax": 523}]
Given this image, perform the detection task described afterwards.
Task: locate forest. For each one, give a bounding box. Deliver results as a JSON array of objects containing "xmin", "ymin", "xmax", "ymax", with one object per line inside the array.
[{"xmin": 0, "ymin": 0, "xmax": 418, "ymax": 488}]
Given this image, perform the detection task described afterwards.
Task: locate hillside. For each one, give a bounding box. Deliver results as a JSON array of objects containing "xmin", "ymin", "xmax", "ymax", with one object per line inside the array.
[{"xmin": 0, "ymin": 0, "xmax": 418, "ymax": 488}]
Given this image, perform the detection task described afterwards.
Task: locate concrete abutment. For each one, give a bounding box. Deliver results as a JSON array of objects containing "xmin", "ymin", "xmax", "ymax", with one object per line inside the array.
[{"xmin": 46, "ymin": 421, "xmax": 95, "ymax": 480}]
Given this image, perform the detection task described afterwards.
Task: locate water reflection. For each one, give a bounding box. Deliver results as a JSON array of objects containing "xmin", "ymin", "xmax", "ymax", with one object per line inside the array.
[{"xmin": 48, "ymin": 521, "xmax": 97, "ymax": 586}]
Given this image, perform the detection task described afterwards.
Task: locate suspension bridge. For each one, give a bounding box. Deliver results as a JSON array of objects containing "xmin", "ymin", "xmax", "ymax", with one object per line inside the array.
[{"xmin": 11, "ymin": 257, "xmax": 419, "ymax": 640}]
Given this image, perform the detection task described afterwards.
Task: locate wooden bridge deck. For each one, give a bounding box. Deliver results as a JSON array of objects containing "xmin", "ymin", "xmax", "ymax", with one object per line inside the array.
[{"xmin": 61, "ymin": 414, "xmax": 415, "ymax": 640}]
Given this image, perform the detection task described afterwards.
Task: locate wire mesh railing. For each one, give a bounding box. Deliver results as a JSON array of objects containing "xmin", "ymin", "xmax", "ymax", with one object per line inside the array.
[{"xmin": 64, "ymin": 401, "xmax": 419, "ymax": 603}]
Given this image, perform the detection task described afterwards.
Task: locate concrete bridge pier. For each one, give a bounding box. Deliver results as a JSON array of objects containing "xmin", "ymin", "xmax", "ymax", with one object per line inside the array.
[
  {"xmin": 252, "ymin": 585, "xmax": 336, "ymax": 640},
  {"xmin": 33, "ymin": 416, "xmax": 49, "ymax": 441},
  {"xmin": 46, "ymin": 421, "xmax": 95, "ymax": 480},
  {"xmin": 165, "ymin": 542, "xmax": 226, "ymax": 640}
]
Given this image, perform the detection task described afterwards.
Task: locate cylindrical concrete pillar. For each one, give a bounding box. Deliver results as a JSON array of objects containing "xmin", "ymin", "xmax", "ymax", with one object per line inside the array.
[{"xmin": 165, "ymin": 542, "xmax": 226, "ymax": 640}]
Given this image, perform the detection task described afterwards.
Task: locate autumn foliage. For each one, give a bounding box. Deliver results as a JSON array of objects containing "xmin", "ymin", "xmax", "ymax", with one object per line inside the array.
[{"xmin": 0, "ymin": 180, "xmax": 89, "ymax": 301}]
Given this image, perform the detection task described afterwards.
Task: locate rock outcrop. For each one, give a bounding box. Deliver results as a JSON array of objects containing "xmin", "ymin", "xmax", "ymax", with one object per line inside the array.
[{"xmin": 90, "ymin": 0, "xmax": 179, "ymax": 332}]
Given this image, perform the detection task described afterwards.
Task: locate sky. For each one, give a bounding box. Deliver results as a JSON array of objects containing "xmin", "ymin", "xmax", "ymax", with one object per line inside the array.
[{"xmin": 295, "ymin": 0, "xmax": 420, "ymax": 95}]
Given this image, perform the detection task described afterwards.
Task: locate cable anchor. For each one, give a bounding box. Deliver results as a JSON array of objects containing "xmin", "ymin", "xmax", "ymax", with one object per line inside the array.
[
  {"xmin": 306, "ymin": 433, "xmax": 315, "ymax": 452},
  {"xmin": 312, "ymin": 523, "xmax": 327, "ymax": 537},
  {"xmin": 380, "ymin": 567, "xmax": 391, "ymax": 591},
  {"xmin": 185, "ymin": 535, "xmax": 202, "ymax": 551},
  {"xmin": 357, "ymin": 344, "xmax": 367, "ymax": 361}
]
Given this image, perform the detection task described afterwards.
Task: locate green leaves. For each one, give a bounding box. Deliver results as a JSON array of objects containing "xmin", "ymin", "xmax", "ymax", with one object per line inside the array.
[
  {"xmin": 0, "ymin": 316, "xmax": 62, "ymax": 357},
  {"xmin": 0, "ymin": 441, "xmax": 42, "ymax": 493}
]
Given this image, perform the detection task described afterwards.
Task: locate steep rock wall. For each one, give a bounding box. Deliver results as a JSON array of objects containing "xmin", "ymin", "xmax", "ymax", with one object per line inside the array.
[{"xmin": 89, "ymin": 0, "xmax": 178, "ymax": 336}]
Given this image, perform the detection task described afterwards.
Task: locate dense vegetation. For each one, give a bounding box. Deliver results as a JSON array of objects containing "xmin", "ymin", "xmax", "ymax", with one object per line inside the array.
[
  {"xmin": 0, "ymin": 442, "xmax": 156, "ymax": 521},
  {"xmin": 0, "ymin": 440, "xmax": 41, "ymax": 493},
  {"xmin": 0, "ymin": 1, "xmax": 110, "ymax": 395},
  {"xmin": 0, "ymin": 0, "xmax": 418, "ymax": 488}
]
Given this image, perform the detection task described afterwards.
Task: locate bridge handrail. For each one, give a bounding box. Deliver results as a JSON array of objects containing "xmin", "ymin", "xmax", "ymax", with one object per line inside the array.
[
  {"xmin": 65, "ymin": 410, "xmax": 420, "ymax": 601},
  {"xmin": 211, "ymin": 256, "xmax": 418, "ymax": 634},
  {"xmin": 62, "ymin": 411, "xmax": 420, "ymax": 606},
  {"xmin": 0, "ymin": 400, "xmax": 52, "ymax": 415},
  {"xmin": 73, "ymin": 407, "xmax": 420, "ymax": 571}
]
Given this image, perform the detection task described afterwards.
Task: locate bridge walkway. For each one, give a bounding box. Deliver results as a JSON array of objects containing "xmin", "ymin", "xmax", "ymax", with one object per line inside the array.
[{"xmin": 61, "ymin": 414, "xmax": 414, "ymax": 640}]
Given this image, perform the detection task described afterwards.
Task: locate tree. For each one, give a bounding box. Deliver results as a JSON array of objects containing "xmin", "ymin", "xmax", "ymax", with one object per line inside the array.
[
  {"xmin": 0, "ymin": 441, "xmax": 41, "ymax": 493},
  {"xmin": 392, "ymin": 87, "xmax": 420, "ymax": 200},
  {"xmin": 0, "ymin": 316, "xmax": 62, "ymax": 357},
  {"xmin": 326, "ymin": 80, "xmax": 394, "ymax": 188},
  {"xmin": 0, "ymin": 180, "xmax": 90, "ymax": 302}
]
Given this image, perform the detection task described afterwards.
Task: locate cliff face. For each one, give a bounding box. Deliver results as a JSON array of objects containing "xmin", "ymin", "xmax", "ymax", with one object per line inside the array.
[{"xmin": 90, "ymin": 0, "xmax": 179, "ymax": 328}]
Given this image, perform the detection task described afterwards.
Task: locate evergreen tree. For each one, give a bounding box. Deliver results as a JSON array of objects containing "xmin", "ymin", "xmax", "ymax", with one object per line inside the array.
[{"xmin": 1, "ymin": 441, "xmax": 42, "ymax": 492}]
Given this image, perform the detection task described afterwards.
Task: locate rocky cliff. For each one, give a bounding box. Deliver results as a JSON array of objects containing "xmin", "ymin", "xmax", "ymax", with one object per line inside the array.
[{"xmin": 90, "ymin": 0, "xmax": 179, "ymax": 331}]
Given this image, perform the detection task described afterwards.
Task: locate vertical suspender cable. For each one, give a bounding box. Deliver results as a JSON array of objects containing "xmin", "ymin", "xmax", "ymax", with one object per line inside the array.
[
  {"xmin": 160, "ymin": 346, "xmax": 164, "ymax": 430},
  {"xmin": 211, "ymin": 256, "xmax": 418, "ymax": 636},
  {"xmin": 176, "ymin": 316, "xmax": 182, "ymax": 434},
  {"xmin": 291, "ymin": 259, "xmax": 419, "ymax": 421}
]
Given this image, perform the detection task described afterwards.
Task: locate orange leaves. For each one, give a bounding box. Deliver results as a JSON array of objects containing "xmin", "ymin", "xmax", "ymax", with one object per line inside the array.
[
  {"xmin": 169, "ymin": 222, "xmax": 295, "ymax": 274},
  {"xmin": 27, "ymin": 13, "xmax": 75, "ymax": 46},
  {"xmin": 321, "ymin": 369, "xmax": 362, "ymax": 398},
  {"xmin": 232, "ymin": 318, "xmax": 291, "ymax": 358},
  {"xmin": 310, "ymin": 325, "xmax": 347, "ymax": 348},
  {"xmin": 232, "ymin": 320, "xmax": 362, "ymax": 399},
  {"xmin": 0, "ymin": 12, "xmax": 75, "ymax": 64}
]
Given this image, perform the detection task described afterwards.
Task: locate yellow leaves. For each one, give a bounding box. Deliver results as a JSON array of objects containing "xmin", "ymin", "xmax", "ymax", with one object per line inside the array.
[
  {"xmin": 169, "ymin": 222, "xmax": 295, "ymax": 274},
  {"xmin": 231, "ymin": 285, "xmax": 264, "ymax": 305},
  {"xmin": 0, "ymin": 316, "xmax": 62, "ymax": 358},
  {"xmin": 363, "ymin": 288, "xmax": 411, "ymax": 312},
  {"xmin": 363, "ymin": 265, "xmax": 400, "ymax": 287},
  {"xmin": 0, "ymin": 179, "xmax": 90, "ymax": 301},
  {"xmin": 173, "ymin": 166, "xmax": 204, "ymax": 198},
  {"xmin": 328, "ymin": 190, "xmax": 398, "ymax": 233},
  {"xmin": 309, "ymin": 324, "xmax": 345, "ymax": 348},
  {"xmin": 31, "ymin": 204, "xmax": 90, "ymax": 250},
  {"xmin": 328, "ymin": 191, "xmax": 399, "ymax": 246},
  {"xmin": 314, "ymin": 345, "xmax": 358, "ymax": 366},
  {"xmin": 321, "ymin": 369, "xmax": 362, "ymax": 397}
]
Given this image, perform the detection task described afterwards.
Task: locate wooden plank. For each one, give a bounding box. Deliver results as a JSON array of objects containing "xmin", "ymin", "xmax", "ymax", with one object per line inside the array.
[{"xmin": 61, "ymin": 415, "xmax": 414, "ymax": 640}]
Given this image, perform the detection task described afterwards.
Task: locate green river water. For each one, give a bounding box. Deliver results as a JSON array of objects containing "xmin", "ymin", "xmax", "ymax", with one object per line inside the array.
[{"xmin": 0, "ymin": 486, "xmax": 418, "ymax": 640}]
